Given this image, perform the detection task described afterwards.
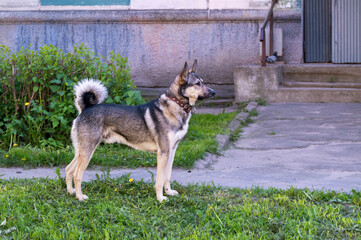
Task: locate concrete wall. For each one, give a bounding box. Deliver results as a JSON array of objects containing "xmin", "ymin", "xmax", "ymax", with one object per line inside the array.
[
  {"xmin": 0, "ymin": 0, "xmax": 302, "ymax": 10},
  {"xmin": 0, "ymin": 10, "xmax": 302, "ymax": 92}
]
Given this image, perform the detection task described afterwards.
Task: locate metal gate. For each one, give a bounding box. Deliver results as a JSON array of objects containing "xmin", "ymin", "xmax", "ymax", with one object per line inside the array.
[
  {"xmin": 332, "ymin": 0, "xmax": 361, "ymax": 63},
  {"xmin": 304, "ymin": 0, "xmax": 332, "ymax": 63},
  {"xmin": 304, "ymin": 0, "xmax": 361, "ymax": 63}
]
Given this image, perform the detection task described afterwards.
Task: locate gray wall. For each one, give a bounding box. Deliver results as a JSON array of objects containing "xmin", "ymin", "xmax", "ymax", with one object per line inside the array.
[{"xmin": 0, "ymin": 10, "xmax": 302, "ymax": 89}]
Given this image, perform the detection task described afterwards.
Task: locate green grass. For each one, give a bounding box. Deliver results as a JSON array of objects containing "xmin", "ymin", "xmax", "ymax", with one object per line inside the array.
[
  {"xmin": 0, "ymin": 112, "xmax": 238, "ymax": 169},
  {"xmin": 0, "ymin": 173, "xmax": 360, "ymax": 239}
]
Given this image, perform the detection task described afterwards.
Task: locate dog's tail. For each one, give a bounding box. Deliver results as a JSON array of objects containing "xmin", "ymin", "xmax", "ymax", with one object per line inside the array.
[{"xmin": 74, "ymin": 79, "xmax": 108, "ymax": 114}]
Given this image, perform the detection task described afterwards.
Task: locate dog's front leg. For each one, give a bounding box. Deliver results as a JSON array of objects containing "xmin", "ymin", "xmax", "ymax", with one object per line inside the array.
[
  {"xmin": 155, "ymin": 150, "xmax": 169, "ymax": 202},
  {"xmin": 164, "ymin": 143, "xmax": 179, "ymax": 196}
]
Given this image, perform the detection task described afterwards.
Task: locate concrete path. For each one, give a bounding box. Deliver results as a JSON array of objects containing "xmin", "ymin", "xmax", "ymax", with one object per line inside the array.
[
  {"xmin": 1, "ymin": 103, "xmax": 361, "ymax": 192},
  {"xmin": 188, "ymin": 103, "xmax": 361, "ymax": 192}
]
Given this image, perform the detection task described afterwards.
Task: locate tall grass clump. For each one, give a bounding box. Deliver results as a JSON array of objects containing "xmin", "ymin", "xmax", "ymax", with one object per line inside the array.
[{"xmin": 0, "ymin": 43, "xmax": 144, "ymax": 150}]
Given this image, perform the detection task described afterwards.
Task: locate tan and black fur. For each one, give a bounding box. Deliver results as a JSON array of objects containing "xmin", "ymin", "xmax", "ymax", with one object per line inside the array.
[{"xmin": 65, "ymin": 60, "xmax": 215, "ymax": 202}]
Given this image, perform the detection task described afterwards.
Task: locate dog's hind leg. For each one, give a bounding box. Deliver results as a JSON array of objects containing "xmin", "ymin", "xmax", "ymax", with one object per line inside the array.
[
  {"xmin": 67, "ymin": 123, "xmax": 79, "ymax": 195},
  {"xmin": 73, "ymin": 141, "xmax": 99, "ymax": 201},
  {"xmin": 65, "ymin": 155, "xmax": 78, "ymax": 195},
  {"xmin": 155, "ymin": 149, "xmax": 170, "ymax": 203},
  {"xmin": 164, "ymin": 144, "xmax": 179, "ymax": 196}
]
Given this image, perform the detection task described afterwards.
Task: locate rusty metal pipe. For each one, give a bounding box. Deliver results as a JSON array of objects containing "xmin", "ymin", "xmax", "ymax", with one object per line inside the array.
[
  {"xmin": 260, "ymin": 27, "xmax": 266, "ymax": 66},
  {"xmin": 259, "ymin": 0, "xmax": 278, "ymax": 66},
  {"xmin": 270, "ymin": 10, "xmax": 274, "ymax": 56}
]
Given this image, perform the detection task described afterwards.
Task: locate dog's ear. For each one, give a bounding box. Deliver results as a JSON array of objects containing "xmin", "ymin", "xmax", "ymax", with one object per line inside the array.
[
  {"xmin": 179, "ymin": 61, "xmax": 189, "ymax": 85},
  {"xmin": 189, "ymin": 59, "xmax": 198, "ymax": 73}
]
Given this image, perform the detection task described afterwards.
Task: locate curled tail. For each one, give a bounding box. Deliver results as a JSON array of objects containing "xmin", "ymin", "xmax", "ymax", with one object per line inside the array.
[{"xmin": 74, "ymin": 79, "xmax": 108, "ymax": 114}]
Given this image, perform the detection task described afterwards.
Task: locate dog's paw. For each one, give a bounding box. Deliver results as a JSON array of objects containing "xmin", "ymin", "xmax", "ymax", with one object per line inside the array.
[
  {"xmin": 157, "ymin": 196, "xmax": 168, "ymax": 203},
  {"xmin": 76, "ymin": 194, "xmax": 89, "ymax": 201},
  {"xmin": 165, "ymin": 189, "xmax": 179, "ymax": 196},
  {"xmin": 67, "ymin": 188, "xmax": 76, "ymax": 195}
]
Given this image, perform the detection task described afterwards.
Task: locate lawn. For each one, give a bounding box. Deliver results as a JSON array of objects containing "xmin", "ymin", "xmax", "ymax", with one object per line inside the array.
[
  {"xmin": 0, "ymin": 173, "xmax": 360, "ymax": 239},
  {"xmin": 0, "ymin": 112, "xmax": 238, "ymax": 169},
  {"xmin": 1, "ymin": 107, "xmax": 360, "ymax": 239}
]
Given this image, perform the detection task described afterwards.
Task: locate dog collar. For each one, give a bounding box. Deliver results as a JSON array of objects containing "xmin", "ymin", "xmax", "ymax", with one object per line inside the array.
[{"xmin": 168, "ymin": 97, "xmax": 193, "ymax": 113}]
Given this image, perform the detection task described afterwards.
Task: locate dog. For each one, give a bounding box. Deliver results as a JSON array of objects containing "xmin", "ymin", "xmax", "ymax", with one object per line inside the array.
[{"xmin": 65, "ymin": 60, "xmax": 215, "ymax": 202}]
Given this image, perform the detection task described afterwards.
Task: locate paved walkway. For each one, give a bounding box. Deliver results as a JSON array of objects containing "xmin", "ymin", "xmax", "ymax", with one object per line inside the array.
[{"xmin": 2, "ymin": 103, "xmax": 361, "ymax": 192}]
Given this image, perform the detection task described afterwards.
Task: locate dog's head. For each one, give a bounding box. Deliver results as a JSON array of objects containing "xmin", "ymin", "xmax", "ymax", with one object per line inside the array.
[{"xmin": 173, "ymin": 60, "xmax": 215, "ymax": 105}]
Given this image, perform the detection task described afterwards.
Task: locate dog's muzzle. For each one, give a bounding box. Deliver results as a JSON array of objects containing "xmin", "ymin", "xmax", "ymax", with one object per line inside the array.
[
  {"xmin": 209, "ymin": 89, "xmax": 216, "ymax": 98},
  {"xmin": 198, "ymin": 88, "xmax": 216, "ymax": 100}
]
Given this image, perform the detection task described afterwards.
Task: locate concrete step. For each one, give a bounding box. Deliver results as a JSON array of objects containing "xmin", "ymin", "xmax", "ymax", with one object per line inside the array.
[
  {"xmin": 196, "ymin": 99, "xmax": 234, "ymax": 108},
  {"xmin": 269, "ymin": 87, "xmax": 361, "ymax": 102},
  {"xmin": 138, "ymin": 87, "xmax": 168, "ymax": 101},
  {"xmin": 280, "ymin": 81, "xmax": 361, "ymax": 89},
  {"xmin": 138, "ymin": 85, "xmax": 234, "ymax": 101},
  {"xmin": 234, "ymin": 64, "xmax": 361, "ymax": 103},
  {"xmin": 282, "ymin": 64, "xmax": 361, "ymax": 83},
  {"xmin": 138, "ymin": 87, "xmax": 234, "ymax": 107}
]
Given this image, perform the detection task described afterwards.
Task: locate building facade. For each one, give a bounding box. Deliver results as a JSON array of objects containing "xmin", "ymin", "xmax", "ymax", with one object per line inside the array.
[{"xmin": 0, "ymin": 0, "xmax": 302, "ymax": 95}]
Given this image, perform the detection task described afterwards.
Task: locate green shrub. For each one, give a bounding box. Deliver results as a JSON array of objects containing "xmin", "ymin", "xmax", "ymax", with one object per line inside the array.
[{"xmin": 0, "ymin": 43, "xmax": 144, "ymax": 150}]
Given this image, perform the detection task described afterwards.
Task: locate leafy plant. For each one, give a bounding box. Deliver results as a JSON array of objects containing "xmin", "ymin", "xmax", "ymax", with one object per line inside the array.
[
  {"xmin": 0, "ymin": 43, "xmax": 144, "ymax": 149},
  {"xmin": 255, "ymin": 97, "xmax": 267, "ymax": 106}
]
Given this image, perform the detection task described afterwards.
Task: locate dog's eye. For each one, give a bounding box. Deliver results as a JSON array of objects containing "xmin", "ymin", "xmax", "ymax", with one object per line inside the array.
[{"xmin": 196, "ymin": 82, "xmax": 201, "ymax": 86}]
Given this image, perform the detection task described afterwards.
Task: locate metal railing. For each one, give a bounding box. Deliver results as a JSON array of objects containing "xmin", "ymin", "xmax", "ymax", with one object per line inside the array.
[{"xmin": 260, "ymin": 0, "xmax": 278, "ymax": 66}]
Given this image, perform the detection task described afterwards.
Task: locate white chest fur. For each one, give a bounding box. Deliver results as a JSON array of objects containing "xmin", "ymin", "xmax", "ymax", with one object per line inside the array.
[{"xmin": 169, "ymin": 114, "xmax": 191, "ymax": 148}]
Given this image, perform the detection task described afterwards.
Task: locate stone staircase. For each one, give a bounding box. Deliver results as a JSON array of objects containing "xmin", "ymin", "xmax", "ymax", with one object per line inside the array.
[
  {"xmin": 235, "ymin": 64, "xmax": 361, "ymax": 103},
  {"xmin": 139, "ymin": 64, "xmax": 361, "ymax": 105},
  {"xmin": 272, "ymin": 64, "xmax": 361, "ymax": 102}
]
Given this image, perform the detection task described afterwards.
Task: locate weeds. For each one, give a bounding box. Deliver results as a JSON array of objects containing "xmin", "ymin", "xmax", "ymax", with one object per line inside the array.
[
  {"xmin": 229, "ymin": 118, "xmax": 254, "ymax": 142},
  {"xmin": 237, "ymin": 101, "xmax": 249, "ymax": 110},
  {"xmin": 255, "ymin": 97, "xmax": 267, "ymax": 106},
  {"xmin": 249, "ymin": 108, "xmax": 259, "ymax": 117}
]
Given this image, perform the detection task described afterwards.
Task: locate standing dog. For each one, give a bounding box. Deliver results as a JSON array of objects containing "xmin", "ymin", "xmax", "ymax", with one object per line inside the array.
[{"xmin": 65, "ymin": 60, "xmax": 215, "ymax": 202}]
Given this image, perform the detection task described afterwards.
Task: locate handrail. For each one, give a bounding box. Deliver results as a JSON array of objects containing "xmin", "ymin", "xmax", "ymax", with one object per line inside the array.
[{"xmin": 260, "ymin": 0, "xmax": 278, "ymax": 66}]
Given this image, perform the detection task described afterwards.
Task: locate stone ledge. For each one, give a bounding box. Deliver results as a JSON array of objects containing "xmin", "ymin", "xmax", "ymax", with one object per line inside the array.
[
  {"xmin": 0, "ymin": 9, "xmax": 301, "ymax": 23},
  {"xmin": 234, "ymin": 65, "xmax": 281, "ymax": 102}
]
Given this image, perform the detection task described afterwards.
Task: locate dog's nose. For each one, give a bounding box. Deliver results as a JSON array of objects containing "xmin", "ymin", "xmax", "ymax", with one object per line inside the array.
[{"xmin": 210, "ymin": 89, "xmax": 216, "ymax": 97}]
